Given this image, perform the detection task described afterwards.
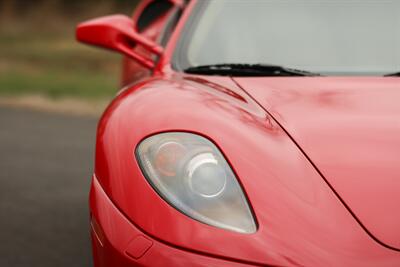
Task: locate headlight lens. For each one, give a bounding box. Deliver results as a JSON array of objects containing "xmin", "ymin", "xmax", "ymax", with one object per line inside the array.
[{"xmin": 136, "ymin": 132, "xmax": 257, "ymax": 233}]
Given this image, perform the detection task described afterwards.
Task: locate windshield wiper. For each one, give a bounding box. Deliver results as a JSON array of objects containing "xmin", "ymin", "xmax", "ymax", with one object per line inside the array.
[
  {"xmin": 184, "ymin": 63, "xmax": 321, "ymax": 77},
  {"xmin": 384, "ymin": 72, "xmax": 400, "ymax": 77}
]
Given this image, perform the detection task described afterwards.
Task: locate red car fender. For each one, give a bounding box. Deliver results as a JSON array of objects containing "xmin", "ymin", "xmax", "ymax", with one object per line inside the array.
[{"xmin": 93, "ymin": 74, "xmax": 400, "ymax": 266}]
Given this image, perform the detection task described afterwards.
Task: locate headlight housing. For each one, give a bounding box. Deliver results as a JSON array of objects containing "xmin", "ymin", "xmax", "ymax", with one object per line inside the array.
[{"xmin": 136, "ymin": 132, "xmax": 257, "ymax": 234}]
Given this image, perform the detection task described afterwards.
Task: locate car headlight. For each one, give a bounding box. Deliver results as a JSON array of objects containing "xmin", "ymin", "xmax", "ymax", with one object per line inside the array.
[{"xmin": 135, "ymin": 132, "xmax": 257, "ymax": 234}]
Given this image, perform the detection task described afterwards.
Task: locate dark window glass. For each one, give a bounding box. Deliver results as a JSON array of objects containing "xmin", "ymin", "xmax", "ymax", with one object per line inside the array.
[{"xmin": 136, "ymin": 0, "xmax": 174, "ymax": 33}]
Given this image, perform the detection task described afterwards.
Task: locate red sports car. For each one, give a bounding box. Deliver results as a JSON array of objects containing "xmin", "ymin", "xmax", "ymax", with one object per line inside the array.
[{"xmin": 77, "ymin": 0, "xmax": 400, "ymax": 266}]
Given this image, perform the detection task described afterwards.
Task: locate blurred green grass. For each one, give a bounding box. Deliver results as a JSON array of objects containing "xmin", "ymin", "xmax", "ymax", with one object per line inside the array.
[
  {"xmin": 0, "ymin": 33, "xmax": 120, "ymax": 99},
  {"xmin": 0, "ymin": 1, "xmax": 136, "ymax": 100}
]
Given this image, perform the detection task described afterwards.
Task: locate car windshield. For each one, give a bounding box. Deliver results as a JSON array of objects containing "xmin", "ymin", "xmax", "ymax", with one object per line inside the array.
[{"xmin": 173, "ymin": 0, "xmax": 400, "ymax": 76}]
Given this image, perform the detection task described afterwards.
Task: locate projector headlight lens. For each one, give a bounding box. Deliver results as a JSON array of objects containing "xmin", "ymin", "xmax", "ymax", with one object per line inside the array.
[{"xmin": 136, "ymin": 132, "xmax": 257, "ymax": 233}]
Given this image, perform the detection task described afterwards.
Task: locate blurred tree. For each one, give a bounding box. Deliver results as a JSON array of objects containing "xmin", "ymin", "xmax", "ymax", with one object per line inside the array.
[{"xmin": 0, "ymin": 0, "xmax": 139, "ymax": 20}]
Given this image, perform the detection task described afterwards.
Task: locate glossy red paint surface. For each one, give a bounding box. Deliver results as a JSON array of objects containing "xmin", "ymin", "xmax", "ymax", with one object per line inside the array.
[
  {"xmin": 90, "ymin": 176, "xmax": 255, "ymax": 267},
  {"xmin": 76, "ymin": 15, "xmax": 163, "ymax": 69},
  {"xmin": 78, "ymin": 0, "xmax": 400, "ymax": 266},
  {"xmin": 234, "ymin": 77, "xmax": 400, "ymax": 251},
  {"xmin": 94, "ymin": 74, "xmax": 400, "ymax": 266},
  {"xmin": 121, "ymin": 0, "xmax": 183, "ymax": 86}
]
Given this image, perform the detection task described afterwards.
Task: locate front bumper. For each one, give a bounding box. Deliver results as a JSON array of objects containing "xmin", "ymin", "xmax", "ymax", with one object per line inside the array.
[{"xmin": 89, "ymin": 176, "xmax": 257, "ymax": 267}]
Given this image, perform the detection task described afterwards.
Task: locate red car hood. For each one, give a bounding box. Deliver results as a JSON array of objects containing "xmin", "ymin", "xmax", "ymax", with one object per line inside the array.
[{"xmin": 234, "ymin": 77, "xmax": 400, "ymax": 250}]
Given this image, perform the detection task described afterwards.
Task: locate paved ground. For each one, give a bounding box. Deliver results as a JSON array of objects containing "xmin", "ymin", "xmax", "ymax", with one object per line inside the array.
[{"xmin": 0, "ymin": 106, "xmax": 97, "ymax": 267}]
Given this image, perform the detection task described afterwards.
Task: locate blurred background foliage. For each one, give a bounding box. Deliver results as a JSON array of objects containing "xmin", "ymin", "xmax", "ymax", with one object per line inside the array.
[{"xmin": 0, "ymin": 0, "xmax": 139, "ymax": 100}]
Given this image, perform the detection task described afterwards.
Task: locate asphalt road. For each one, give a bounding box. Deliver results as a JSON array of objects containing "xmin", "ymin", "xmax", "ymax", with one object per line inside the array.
[{"xmin": 0, "ymin": 106, "xmax": 97, "ymax": 267}]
